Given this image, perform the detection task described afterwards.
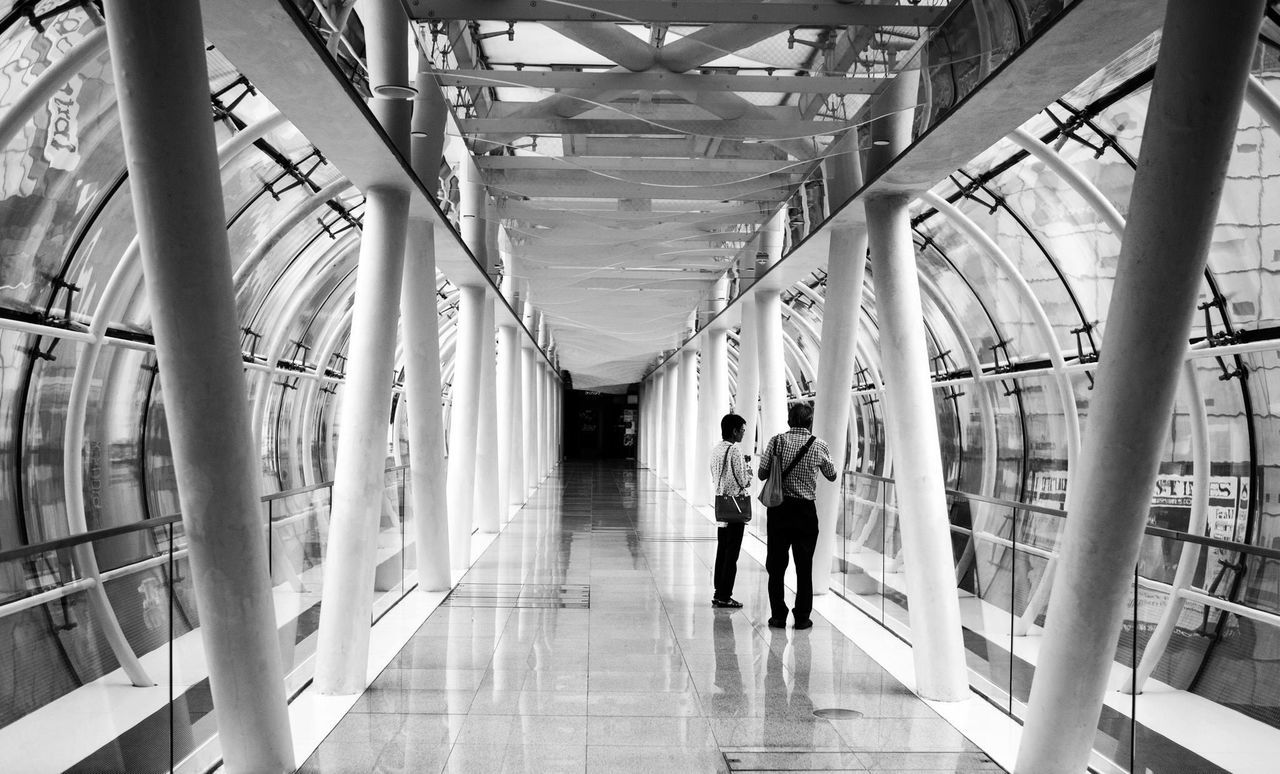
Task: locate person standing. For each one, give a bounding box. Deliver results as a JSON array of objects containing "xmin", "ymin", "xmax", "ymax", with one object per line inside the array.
[
  {"xmin": 757, "ymin": 402, "xmax": 837, "ymax": 629},
  {"xmin": 711, "ymin": 413, "xmax": 750, "ymax": 608}
]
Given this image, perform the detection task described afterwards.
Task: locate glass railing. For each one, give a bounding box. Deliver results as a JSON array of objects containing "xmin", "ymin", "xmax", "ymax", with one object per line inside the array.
[
  {"xmin": 836, "ymin": 470, "xmax": 1280, "ymax": 774},
  {"xmin": 0, "ymin": 465, "xmax": 413, "ymax": 773}
]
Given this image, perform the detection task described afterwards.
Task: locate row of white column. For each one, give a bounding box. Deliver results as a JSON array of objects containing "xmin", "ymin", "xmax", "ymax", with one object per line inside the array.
[
  {"xmin": 643, "ymin": 5, "xmax": 1265, "ymax": 774},
  {"xmin": 102, "ymin": 0, "xmax": 1258, "ymax": 770},
  {"xmin": 102, "ymin": 0, "xmax": 563, "ymax": 770}
]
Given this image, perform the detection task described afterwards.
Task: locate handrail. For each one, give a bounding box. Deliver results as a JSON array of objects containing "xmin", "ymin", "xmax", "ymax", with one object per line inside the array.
[
  {"xmin": 845, "ymin": 470, "xmax": 1068, "ymax": 519},
  {"xmin": 844, "ymin": 470, "xmax": 1280, "ymax": 562},
  {"xmin": 0, "ymin": 514, "xmax": 183, "ymax": 565},
  {"xmin": 0, "ymin": 465, "xmax": 409, "ymax": 565}
]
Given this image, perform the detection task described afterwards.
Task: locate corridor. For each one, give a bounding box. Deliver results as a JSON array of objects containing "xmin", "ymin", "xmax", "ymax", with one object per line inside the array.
[{"xmin": 299, "ymin": 462, "xmax": 1001, "ymax": 773}]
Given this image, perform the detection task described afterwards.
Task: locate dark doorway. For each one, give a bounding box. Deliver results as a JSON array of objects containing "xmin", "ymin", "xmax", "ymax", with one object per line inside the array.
[{"xmin": 564, "ymin": 388, "xmax": 638, "ymax": 460}]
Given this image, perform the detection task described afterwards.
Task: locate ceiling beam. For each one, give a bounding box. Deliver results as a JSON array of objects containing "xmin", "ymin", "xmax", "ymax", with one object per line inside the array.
[
  {"xmin": 477, "ymin": 156, "xmax": 804, "ymax": 174},
  {"xmin": 436, "ymin": 69, "xmax": 886, "ymax": 95},
  {"xmin": 460, "ymin": 117, "xmax": 851, "ymax": 140},
  {"xmin": 490, "ymin": 169, "xmax": 797, "ymax": 188},
  {"xmin": 485, "ymin": 102, "xmax": 802, "ymax": 121},
  {"xmin": 406, "ymin": 1, "xmax": 945, "ymax": 27},
  {"xmin": 574, "ymin": 136, "xmax": 778, "ymax": 157},
  {"xmin": 489, "ymin": 175, "xmax": 792, "ymax": 200}
]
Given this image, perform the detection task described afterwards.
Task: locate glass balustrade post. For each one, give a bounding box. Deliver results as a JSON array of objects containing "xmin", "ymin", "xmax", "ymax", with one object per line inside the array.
[
  {"xmin": 101, "ymin": 0, "xmax": 293, "ymax": 768},
  {"xmin": 1016, "ymin": 3, "xmax": 1267, "ymax": 772}
]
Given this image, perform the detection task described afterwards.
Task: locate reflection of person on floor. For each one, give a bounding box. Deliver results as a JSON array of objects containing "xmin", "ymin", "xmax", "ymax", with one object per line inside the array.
[
  {"xmin": 758, "ymin": 402, "xmax": 837, "ymax": 629},
  {"xmin": 711, "ymin": 413, "xmax": 750, "ymax": 609},
  {"xmin": 711, "ymin": 612, "xmax": 745, "ymax": 717},
  {"xmin": 763, "ymin": 628, "xmax": 817, "ymax": 749}
]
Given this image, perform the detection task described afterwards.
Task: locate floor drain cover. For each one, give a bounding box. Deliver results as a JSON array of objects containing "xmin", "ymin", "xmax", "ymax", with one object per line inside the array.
[{"xmin": 813, "ymin": 707, "xmax": 863, "ymax": 719}]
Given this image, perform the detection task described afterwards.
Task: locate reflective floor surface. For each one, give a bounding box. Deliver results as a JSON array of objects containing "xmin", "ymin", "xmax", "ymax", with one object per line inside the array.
[{"xmin": 300, "ymin": 461, "xmax": 1003, "ymax": 773}]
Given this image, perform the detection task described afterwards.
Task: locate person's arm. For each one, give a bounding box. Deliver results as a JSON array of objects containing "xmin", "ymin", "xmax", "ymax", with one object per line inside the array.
[
  {"xmin": 819, "ymin": 440, "xmax": 838, "ymax": 482},
  {"xmin": 757, "ymin": 436, "xmax": 773, "ymax": 480}
]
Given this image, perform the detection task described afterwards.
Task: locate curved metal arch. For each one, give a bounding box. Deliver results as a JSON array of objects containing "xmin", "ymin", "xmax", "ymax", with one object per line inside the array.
[
  {"xmin": 921, "ymin": 191, "xmax": 1081, "ymax": 486},
  {"xmin": 241, "ymin": 181, "xmax": 357, "ymax": 455},
  {"xmin": 260, "ymin": 230, "xmax": 362, "ymax": 489},
  {"xmin": 57, "ymin": 105, "xmax": 308, "ymax": 688}
]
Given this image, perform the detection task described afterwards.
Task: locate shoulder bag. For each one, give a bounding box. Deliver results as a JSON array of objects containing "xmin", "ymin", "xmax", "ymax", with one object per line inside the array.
[
  {"xmin": 713, "ymin": 446, "xmax": 752, "ymax": 524},
  {"xmin": 757, "ymin": 435, "xmax": 816, "ymax": 508}
]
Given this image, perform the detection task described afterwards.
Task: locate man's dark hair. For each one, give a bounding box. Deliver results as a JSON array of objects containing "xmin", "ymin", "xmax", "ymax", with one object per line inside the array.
[
  {"xmin": 787, "ymin": 401, "xmax": 814, "ymax": 429},
  {"xmin": 720, "ymin": 413, "xmax": 746, "ymax": 440}
]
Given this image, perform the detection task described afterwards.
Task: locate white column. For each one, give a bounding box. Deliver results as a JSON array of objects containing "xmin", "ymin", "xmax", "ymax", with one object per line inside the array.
[
  {"xmin": 314, "ymin": 187, "xmax": 409, "ymax": 691},
  {"xmin": 1017, "ymin": 2, "xmax": 1266, "ymax": 771},
  {"xmin": 552, "ymin": 365, "xmax": 561, "ymax": 467},
  {"xmin": 756, "ymin": 212, "xmax": 788, "ymax": 439},
  {"xmin": 495, "ymin": 313, "xmax": 514, "ymax": 518},
  {"xmin": 403, "ymin": 55, "xmax": 450, "ymax": 591},
  {"xmin": 663, "ymin": 356, "xmax": 681, "ymax": 482},
  {"xmin": 521, "ymin": 334, "xmax": 537, "ymax": 494},
  {"xmin": 812, "ymin": 226, "xmax": 869, "ymax": 592},
  {"xmin": 865, "ymin": 194, "xmax": 967, "ymax": 701},
  {"xmin": 520, "ymin": 307, "xmax": 534, "ymax": 491},
  {"xmin": 736, "ymin": 294, "xmax": 761, "ymax": 458},
  {"xmin": 315, "ymin": 0, "xmax": 414, "ymax": 694},
  {"xmin": 533, "ymin": 328, "xmax": 546, "ymax": 481},
  {"xmin": 402, "ymin": 219, "xmax": 450, "ymax": 591},
  {"xmin": 755, "ymin": 289, "xmax": 786, "ymax": 442},
  {"xmin": 638, "ymin": 381, "xmax": 648, "ymax": 468},
  {"xmin": 459, "ymin": 161, "xmax": 487, "ymax": 267},
  {"xmin": 103, "ymin": 0, "xmax": 292, "ymax": 767},
  {"xmin": 651, "ymin": 367, "xmax": 666, "ymax": 477},
  {"xmin": 498, "ymin": 310, "xmax": 523, "ymax": 512},
  {"xmin": 671, "ymin": 346, "xmax": 697, "ymax": 493},
  {"xmin": 322, "ymin": 0, "xmax": 422, "ymax": 657},
  {"xmin": 474, "ymin": 295, "xmax": 501, "ymax": 533},
  {"xmin": 447, "ymin": 284, "xmax": 484, "ymax": 569},
  {"xmin": 692, "ymin": 279, "xmax": 729, "ymax": 505}
]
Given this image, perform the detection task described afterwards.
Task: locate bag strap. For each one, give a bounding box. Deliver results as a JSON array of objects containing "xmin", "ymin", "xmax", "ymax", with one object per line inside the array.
[
  {"xmin": 780, "ymin": 436, "xmax": 816, "ymax": 481},
  {"xmin": 717, "ymin": 446, "xmax": 730, "ymax": 490},
  {"xmin": 718, "ymin": 445, "xmax": 746, "ymax": 495}
]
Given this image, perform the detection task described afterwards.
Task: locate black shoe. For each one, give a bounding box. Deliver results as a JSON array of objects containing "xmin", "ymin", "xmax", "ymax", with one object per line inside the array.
[
  {"xmin": 767, "ymin": 618, "xmax": 787, "ymax": 628},
  {"xmin": 793, "ymin": 619, "xmax": 813, "ymax": 630},
  {"xmin": 711, "ymin": 598, "xmax": 743, "ymax": 609}
]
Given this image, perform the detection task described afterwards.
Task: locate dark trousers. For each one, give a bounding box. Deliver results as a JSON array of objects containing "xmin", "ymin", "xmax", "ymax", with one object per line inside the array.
[
  {"xmin": 765, "ymin": 496, "xmax": 819, "ymax": 623},
  {"xmin": 713, "ymin": 521, "xmax": 745, "ymax": 600}
]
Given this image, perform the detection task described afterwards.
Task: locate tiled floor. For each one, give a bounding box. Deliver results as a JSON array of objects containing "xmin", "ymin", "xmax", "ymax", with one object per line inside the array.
[{"xmin": 300, "ymin": 461, "xmax": 1003, "ymax": 773}]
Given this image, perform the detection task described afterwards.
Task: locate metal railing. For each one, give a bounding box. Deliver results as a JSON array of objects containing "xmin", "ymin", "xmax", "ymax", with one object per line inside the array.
[{"xmin": 841, "ymin": 468, "xmax": 1280, "ymax": 693}]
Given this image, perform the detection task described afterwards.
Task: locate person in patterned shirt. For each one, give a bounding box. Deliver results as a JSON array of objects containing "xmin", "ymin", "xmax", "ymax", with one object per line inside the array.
[
  {"xmin": 710, "ymin": 413, "xmax": 750, "ymax": 608},
  {"xmin": 757, "ymin": 401, "xmax": 837, "ymax": 629}
]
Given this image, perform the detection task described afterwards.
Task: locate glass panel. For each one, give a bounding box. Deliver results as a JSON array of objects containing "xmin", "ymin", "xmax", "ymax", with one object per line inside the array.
[
  {"xmin": 956, "ymin": 495, "xmax": 1016, "ymax": 714},
  {"xmin": 986, "ymin": 139, "xmax": 1123, "ymax": 341},
  {"xmin": 0, "ymin": 8, "xmax": 114, "ymax": 317},
  {"xmin": 84, "ymin": 345, "xmax": 155, "ymax": 533},
  {"xmin": 1016, "ymin": 373, "xmax": 1070, "ymax": 504},
  {"xmin": 836, "ymin": 472, "xmax": 888, "ymax": 625},
  {"xmin": 0, "ymin": 331, "xmax": 37, "ymax": 547},
  {"xmin": 371, "ymin": 467, "xmax": 409, "ymax": 619},
  {"xmin": 267, "ymin": 486, "xmax": 331, "ymax": 678}
]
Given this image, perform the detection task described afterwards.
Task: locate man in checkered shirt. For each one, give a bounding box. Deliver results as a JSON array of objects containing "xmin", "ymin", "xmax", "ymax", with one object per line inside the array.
[{"xmin": 756, "ymin": 401, "xmax": 837, "ymax": 630}]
